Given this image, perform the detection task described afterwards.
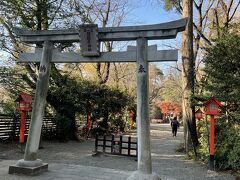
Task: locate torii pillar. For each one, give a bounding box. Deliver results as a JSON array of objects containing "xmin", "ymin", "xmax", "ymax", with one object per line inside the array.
[
  {"xmin": 9, "ymin": 41, "xmax": 51, "ymax": 175},
  {"xmin": 128, "ymin": 39, "xmax": 159, "ymax": 180},
  {"xmin": 137, "ymin": 38, "xmax": 151, "ymax": 173}
]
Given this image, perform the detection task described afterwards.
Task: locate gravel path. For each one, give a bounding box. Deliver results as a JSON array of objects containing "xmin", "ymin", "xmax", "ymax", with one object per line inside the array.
[{"xmin": 0, "ymin": 123, "xmax": 235, "ymax": 180}]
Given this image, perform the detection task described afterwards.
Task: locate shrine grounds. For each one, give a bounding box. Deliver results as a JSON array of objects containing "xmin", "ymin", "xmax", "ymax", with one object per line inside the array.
[{"xmin": 0, "ymin": 124, "xmax": 236, "ymax": 180}]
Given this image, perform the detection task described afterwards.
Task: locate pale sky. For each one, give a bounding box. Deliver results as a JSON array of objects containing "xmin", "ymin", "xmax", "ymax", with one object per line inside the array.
[
  {"xmin": 128, "ymin": 1, "xmax": 182, "ymax": 73},
  {"xmin": 129, "ymin": 0, "xmax": 180, "ymax": 25}
]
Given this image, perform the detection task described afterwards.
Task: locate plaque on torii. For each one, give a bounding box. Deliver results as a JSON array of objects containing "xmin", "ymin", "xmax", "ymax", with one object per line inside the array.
[
  {"xmin": 78, "ymin": 24, "xmax": 99, "ymax": 56},
  {"xmin": 10, "ymin": 18, "xmax": 187, "ymax": 179}
]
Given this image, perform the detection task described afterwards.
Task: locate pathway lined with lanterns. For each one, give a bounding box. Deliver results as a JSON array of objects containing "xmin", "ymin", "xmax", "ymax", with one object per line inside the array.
[{"xmin": 0, "ymin": 123, "xmax": 235, "ymax": 180}]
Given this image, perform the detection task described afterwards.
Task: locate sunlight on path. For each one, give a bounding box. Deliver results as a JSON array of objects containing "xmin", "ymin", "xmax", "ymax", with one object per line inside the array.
[
  {"xmin": 150, "ymin": 123, "xmax": 234, "ymax": 180},
  {"xmin": 0, "ymin": 123, "xmax": 235, "ymax": 180}
]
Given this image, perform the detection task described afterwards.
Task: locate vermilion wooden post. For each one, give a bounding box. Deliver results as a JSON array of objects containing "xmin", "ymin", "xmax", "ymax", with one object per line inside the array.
[
  {"xmin": 15, "ymin": 92, "xmax": 32, "ymax": 145},
  {"xmin": 209, "ymin": 115, "xmax": 215, "ymax": 170},
  {"xmin": 87, "ymin": 112, "xmax": 92, "ymax": 130},
  {"xmin": 19, "ymin": 111, "xmax": 26, "ymax": 144},
  {"xmin": 204, "ymin": 96, "xmax": 223, "ymax": 171}
]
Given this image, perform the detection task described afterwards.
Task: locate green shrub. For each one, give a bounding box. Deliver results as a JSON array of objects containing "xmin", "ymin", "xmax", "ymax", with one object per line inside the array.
[
  {"xmin": 215, "ymin": 120, "xmax": 240, "ymax": 170},
  {"xmin": 109, "ymin": 114, "xmax": 126, "ymax": 132},
  {"xmin": 198, "ymin": 117, "xmax": 240, "ymax": 171},
  {"xmin": 91, "ymin": 126, "xmax": 107, "ymax": 136},
  {"xmin": 197, "ymin": 118, "xmax": 210, "ymax": 162},
  {"xmin": 55, "ymin": 114, "xmax": 73, "ymax": 141}
]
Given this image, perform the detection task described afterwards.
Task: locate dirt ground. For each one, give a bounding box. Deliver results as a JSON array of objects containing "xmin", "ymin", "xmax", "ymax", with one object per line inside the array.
[{"xmin": 0, "ymin": 123, "xmax": 237, "ymax": 180}]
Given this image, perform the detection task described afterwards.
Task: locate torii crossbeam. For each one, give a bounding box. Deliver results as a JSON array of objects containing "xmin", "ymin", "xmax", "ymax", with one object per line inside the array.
[
  {"xmin": 14, "ymin": 18, "xmax": 186, "ymax": 42},
  {"xmin": 9, "ymin": 18, "xmax": 187, "ymax": 180},
  {"xmin": 19, "ymin": 45, "xmax": 178, "ymax": 63}
]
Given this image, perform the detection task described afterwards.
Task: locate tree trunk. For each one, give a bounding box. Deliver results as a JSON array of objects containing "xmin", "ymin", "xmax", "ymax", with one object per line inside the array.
[{"xmin": 181, "ymin": 0, "xmax": 198, "ymax": 152}]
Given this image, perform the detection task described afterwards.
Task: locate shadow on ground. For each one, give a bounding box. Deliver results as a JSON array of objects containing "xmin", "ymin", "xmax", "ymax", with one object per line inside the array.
[{"xmin": 0, "ymin": 123, "xmax": 235, "ymax": 180}]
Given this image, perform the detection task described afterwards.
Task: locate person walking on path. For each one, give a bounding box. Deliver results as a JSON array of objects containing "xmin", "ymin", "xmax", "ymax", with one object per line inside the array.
[{"xmin": 171, "ymin": 117, "xmax": 179, "ymax": 137}]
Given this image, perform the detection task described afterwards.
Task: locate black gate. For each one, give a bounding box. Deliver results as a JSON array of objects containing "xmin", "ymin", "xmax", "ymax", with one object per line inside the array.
[{"xmin": 94, "ymin": 134, "xmax": 137, "ymax": 157}]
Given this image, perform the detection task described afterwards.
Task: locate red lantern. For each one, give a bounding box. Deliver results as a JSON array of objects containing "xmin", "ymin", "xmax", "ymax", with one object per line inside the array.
[
  {"xmin": 203, "ymin": 96, "xmax": 223, "ymax": 171},
  {"xmin": 195, "ymin": 108, "xmax": 203, "ymax": 120},
  {"xmin": 204, "ymin": 96, "xmax": 223, "ymax": 115},
  {"xmin": 15, "ymin": 93, "xmax": 32, "ymax": 144},
  {"xmin": 16, "ymin": 93, "xmax": 32, "ymax": 111}
]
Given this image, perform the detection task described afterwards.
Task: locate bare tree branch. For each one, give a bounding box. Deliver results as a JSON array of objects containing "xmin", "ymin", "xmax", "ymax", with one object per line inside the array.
[
  {"xmin": 229, "ymin": 1, "xmax": 240, "ymax": 22},
  {"xmin": 193, "ymin": 23, "xmax": 212, "ymax": 46}
]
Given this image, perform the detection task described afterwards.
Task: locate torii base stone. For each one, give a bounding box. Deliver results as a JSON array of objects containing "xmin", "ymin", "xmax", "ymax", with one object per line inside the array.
[
  {"xmin": 9, "ymin": 159, "xmax": 48, "ymax": 175},
  {"xmin": 128, "ymin": 171, "xmax": 161, "ymax": 180}
]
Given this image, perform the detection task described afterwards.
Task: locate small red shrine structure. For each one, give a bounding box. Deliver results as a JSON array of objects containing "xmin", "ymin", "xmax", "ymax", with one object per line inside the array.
[
  {"xmin": 16, "ymin": 93, "xmax": 32, "ymax": 111},
  {"xmin": 203, "ymin": 96, "xmax": 223, "ymax": 115}
]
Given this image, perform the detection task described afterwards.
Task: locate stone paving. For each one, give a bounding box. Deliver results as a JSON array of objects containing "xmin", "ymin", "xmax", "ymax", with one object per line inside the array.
[{"xmin": 0, "ymin": 123, "xmax": 236, "ymax": 180}]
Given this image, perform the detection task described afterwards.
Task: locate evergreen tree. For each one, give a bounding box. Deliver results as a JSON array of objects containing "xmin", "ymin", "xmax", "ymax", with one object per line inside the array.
[{"xmin": 203, "ymin": 32, "xmax": 240, "ymax": 121}]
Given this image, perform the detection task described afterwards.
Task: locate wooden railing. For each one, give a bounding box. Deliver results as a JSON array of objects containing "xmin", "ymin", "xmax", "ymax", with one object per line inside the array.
[
  {"xmin": 0, "ymin": 114, "xmax": 16, "ymax": 142},
  {"xmin": 94, "ymin": 134, "xmax": 137, "ymax": 157},
  {"xmin": 0, "ymin": 114, "xmax": 56, "ymax": 142}
]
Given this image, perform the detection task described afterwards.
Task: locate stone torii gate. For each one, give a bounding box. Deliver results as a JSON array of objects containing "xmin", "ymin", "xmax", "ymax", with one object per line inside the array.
[{"xmin": 9, "ymin": 18, "xmax": 186, "ymax": 179}]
